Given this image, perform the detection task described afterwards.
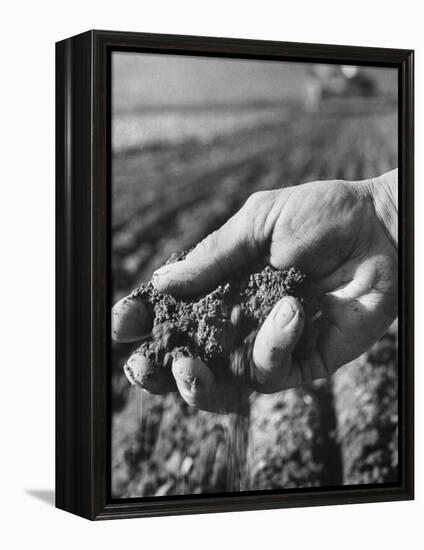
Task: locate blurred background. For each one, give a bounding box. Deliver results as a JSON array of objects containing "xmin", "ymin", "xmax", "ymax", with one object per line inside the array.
[{"xmin": 111, "ymin": 52, "xmax": 398, "ymax": 498}]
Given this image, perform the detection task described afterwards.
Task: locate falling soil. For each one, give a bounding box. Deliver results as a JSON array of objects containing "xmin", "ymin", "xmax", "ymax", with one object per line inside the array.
[{"xmin": 121, "ymin": 251, "xmax": 321, "ymax": 491}]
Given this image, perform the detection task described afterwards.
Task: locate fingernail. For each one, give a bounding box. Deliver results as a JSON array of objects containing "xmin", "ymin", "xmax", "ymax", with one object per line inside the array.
[{"xmin": 274, "ymin": 299, "xmax": 296, "ymax": 328}]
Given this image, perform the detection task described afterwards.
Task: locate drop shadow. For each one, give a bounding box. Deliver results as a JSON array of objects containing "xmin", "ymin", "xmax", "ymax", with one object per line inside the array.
[{"xmin": 26, "ymin": 489, "xmax": 55, "ymax": 507}]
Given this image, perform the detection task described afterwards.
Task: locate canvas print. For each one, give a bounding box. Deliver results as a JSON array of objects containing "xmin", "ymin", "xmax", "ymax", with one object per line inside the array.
[{"xmin": 110, "ymin": 52, "xmax": 398, "ymax": 499}]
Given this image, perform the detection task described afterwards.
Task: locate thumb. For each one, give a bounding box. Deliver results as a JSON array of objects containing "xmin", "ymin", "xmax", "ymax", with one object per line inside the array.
[
  {"xmin": 152, "ymin": 201, "xmax": 261, "ymax": 295},
  {"xmin": 251, "ymin": 296, "xmax": 304, "ymax": 393}
]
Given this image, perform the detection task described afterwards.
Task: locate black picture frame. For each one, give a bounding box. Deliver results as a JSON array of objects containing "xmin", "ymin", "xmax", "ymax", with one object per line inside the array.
[{"xmin": 56, "ymin": 29, "xmax": 414, "ymax": 520}]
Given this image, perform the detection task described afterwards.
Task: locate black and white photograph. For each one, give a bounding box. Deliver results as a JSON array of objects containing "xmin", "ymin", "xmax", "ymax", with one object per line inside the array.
[
  {"xmin": 110, "ymin": 51, "xmax": 400, "ymax": 499},
  {"xmin": 2, "ymin": 0, "xmax": 421, "ymax": 541}
]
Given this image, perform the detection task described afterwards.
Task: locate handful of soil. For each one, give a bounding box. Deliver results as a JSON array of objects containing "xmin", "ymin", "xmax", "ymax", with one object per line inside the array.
[{"xmin": 117, "ymin": 251, "xmax": 320, "ymax": 393}]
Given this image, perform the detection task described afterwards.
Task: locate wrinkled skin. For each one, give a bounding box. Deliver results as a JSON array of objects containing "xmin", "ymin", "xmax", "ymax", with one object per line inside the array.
[{"xmin": 112, "ymin": 172, "xmax": 398, "ymax": 413}]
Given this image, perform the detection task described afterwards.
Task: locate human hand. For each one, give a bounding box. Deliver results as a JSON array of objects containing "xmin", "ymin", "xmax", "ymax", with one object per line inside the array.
[{"xmin": 112, "ymin": 170, "xmax": 398, "ymax": 413}]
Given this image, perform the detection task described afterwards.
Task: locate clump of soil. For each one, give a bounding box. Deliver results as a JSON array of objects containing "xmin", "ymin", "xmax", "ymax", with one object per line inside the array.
[{"xmin": 125, "ymin": 250, "xmax": 320, "ymax": 388}]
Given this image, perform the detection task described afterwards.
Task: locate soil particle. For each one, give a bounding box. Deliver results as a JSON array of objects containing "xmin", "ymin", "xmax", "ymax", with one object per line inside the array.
[{"xmin": 129, "ymin": 250, "xmax": 320, "ymax": 385}]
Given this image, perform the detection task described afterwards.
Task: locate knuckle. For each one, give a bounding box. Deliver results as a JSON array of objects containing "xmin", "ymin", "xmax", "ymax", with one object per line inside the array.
[
  {"xmin": 241, "ymin": 190, "xmax": 277, "ymax": 251},
  {"xmin": 243, "ymin": 191, "xmax": 268, "ymax": 211}
]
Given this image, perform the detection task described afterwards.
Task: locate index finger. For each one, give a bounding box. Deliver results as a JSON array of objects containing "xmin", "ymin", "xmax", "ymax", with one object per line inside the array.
[{"xmin": 151, "ymin": 194, "xmax": 268, "ymax": 296}]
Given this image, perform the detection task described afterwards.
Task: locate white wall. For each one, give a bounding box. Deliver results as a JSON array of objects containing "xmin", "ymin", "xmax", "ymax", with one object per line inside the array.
[{"xmin": 0, "ymin": 1, "xmax": 421, "ymax": 548}]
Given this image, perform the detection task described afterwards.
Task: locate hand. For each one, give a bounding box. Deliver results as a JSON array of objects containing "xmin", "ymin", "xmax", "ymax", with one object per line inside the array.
[{"xmin": 112, "ymin": 170, "xmax": 398, "ymax": 413}]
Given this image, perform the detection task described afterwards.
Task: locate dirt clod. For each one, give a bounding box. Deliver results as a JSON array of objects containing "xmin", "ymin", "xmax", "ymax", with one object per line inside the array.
[{"xmin": 128, "ymin": 251, "xmax": 320, "ymax": 388}]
